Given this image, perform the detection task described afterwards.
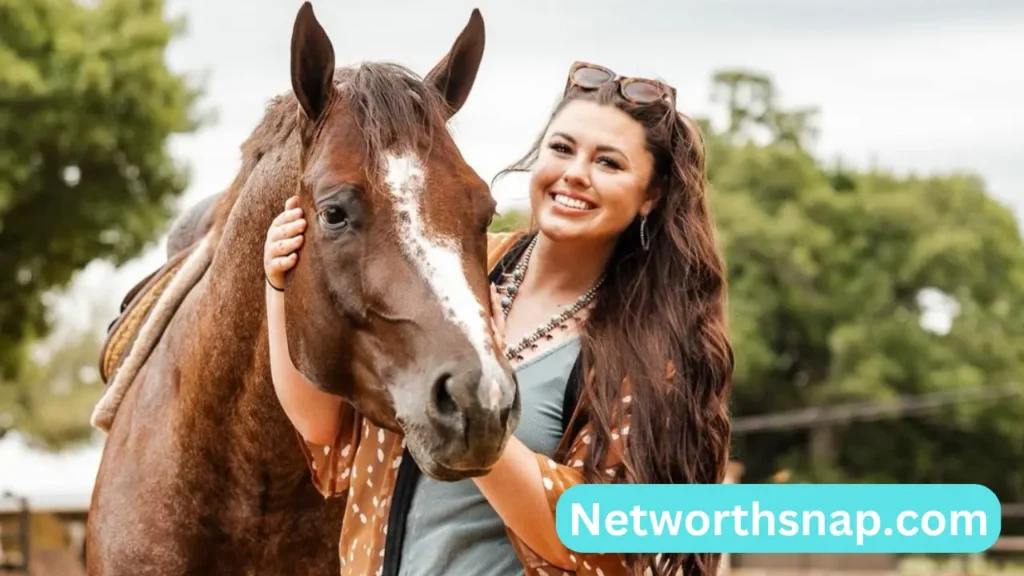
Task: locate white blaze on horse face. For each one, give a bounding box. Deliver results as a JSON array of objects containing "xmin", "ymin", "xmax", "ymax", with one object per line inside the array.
[
  {"xmin": 384, "ymin": 153, "xmax": 509, "ymax": 401},
  {"xmin": 488, "ymin": 378, "xmax": 501, "ymax": 410}
]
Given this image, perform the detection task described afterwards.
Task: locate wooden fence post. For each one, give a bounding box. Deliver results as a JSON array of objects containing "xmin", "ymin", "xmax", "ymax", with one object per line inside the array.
[{"xmin": 720, "ymin": 461, "xmax": 745, "ymax": 575}]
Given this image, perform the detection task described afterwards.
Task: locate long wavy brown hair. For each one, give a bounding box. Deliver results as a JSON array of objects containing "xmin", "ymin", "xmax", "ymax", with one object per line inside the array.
[{"xmin": 496, "ymin": 81, "xmax": 734, "ymax": 576}]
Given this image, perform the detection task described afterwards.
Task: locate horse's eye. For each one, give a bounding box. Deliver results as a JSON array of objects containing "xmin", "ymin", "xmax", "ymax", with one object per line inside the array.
[{"xmin": 319, "ymin": 205, "xmax": 348, "ymax": 229}]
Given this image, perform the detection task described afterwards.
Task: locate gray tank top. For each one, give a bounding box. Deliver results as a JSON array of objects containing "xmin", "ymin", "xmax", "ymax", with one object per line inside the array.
[{"xmin": 398, "ymin": 336, "xmax": 581, "ymax": 576}]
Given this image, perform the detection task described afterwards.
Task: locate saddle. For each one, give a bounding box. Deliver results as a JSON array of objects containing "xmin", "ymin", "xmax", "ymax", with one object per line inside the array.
[{"xmin": 92, "ymin": 234, "xmax": 214, "ymax": 432}]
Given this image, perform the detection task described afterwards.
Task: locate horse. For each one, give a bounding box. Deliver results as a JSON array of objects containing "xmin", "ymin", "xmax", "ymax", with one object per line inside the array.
[{"xmin": 85, "ymin": 4, "xmax": 519, "ymax": 574}]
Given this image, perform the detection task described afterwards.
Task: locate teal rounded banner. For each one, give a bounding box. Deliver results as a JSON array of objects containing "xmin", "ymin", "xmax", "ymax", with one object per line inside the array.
[{"xmin": 555, "ymin": 483, "xmax": 1001, "ymax": 554}]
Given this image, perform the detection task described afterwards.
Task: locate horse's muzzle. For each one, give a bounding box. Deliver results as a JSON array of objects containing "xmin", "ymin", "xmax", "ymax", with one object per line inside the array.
[{"xmin": 395, "ymin": 354, "xmax": 520, "ymax": 479}]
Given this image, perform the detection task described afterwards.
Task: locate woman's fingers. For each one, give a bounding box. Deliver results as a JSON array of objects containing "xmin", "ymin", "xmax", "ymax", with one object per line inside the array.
[
  {"xmin": 267, "ymin": 254, "xmax": 298, "ymax": 274},
  {"xmin": 488, "ymin": 285, "xmax": 506, "ymax": 349},
  {"xmin": 282, "ymin": 217, "xmax": 306, "ymax": 237},
  {"xmin": 271, "ymin": 206, "xmax": 304, "ymax": 230},
  {"xmin": 268, "ymin": 215, "xmax": 306, "ymax": 244},
  {"xmin": 264, "ymin": 198, "xmax": 303, "ymax": 289},
  {"xmin": 268, "ymin": 235, "xmax": 304, "ymax": 258}
]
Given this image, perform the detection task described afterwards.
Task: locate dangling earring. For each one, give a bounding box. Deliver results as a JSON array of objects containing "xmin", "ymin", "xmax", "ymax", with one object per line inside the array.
[{"xmin": 640, "ymin": 213, "xmax": 650, "ymax": 251}]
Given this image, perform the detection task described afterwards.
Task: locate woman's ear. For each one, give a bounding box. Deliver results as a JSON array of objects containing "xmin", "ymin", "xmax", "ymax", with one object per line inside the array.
[{"xmin": 641, "ymin": 180, "xmax": 665, "ymax": 216}]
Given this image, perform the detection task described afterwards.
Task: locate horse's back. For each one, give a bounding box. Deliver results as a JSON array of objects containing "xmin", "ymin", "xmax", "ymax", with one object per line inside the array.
[{"xmin": 87, "ymin": 324, "xmax": 195, "ymax": 574}]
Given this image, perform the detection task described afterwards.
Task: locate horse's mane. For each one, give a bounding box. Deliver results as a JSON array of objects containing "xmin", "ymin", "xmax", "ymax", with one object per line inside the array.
[{"xmin": 208, "ymin": 61, "xmax": 452, "ymax": 240}]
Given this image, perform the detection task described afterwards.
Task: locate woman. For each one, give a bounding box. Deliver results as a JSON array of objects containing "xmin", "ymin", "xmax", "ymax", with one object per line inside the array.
[{"xmin": 263, "ymin": 61, "xmax": 733, "ymax": 576}]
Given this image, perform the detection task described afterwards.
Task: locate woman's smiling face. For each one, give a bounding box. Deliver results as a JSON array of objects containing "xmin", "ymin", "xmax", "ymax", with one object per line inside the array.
[{"xmin": 529, "ymin": 99, "xmax": 656, "ymax": 245}]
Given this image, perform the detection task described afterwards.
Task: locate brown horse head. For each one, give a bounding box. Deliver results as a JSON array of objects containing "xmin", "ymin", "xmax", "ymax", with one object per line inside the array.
[{"xmin": 281, "ymin": 3, "xmax": 518, "ymax": 481}]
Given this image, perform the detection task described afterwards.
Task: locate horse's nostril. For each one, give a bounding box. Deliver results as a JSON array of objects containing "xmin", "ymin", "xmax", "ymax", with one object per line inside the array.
[{"xmin": 433, "ymin": 372, "xmax": 458, "ymax": 417}]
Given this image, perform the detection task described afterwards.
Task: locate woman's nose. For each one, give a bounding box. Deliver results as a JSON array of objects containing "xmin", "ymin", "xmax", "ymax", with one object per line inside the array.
[{"xmin": 562, "ymin": 158, "xmax": 591, "ymax": 188}]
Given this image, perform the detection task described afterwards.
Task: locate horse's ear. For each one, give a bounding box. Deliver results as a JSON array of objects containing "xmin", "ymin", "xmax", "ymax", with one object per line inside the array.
[
  {"xmin": 425, "ymin": 9, "xmax": 485, "ymax": 117},
  {"xmin": 291, "ymin": 2, "xmax": 335, "ymax": 123}
]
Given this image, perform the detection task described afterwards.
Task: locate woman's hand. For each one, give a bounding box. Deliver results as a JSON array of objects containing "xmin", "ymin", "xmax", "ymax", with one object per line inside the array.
[
  {"xmin": 264, "ymin": 195, "xmax": 306, "ymax": 290},
  {"xmin": 488, "ymin": 285, "xmax": 507, "ymax": 352}
]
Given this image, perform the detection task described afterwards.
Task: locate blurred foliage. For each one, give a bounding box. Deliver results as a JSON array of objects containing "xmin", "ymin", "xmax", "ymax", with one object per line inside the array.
[
  {"xmin": 490, "ymin": 210, "xmax": 532, "ymax": 234},
  {"xmin": 703, "ymin": 70, "xmax": 1024, "ymax": 506},
  {"xmin": 0, "ymin": 296, "xmax": 112, "ymax": 450},
  {"xmin": 0, "ymin": 0, "xmax": 202, "ymax": 441},
  {"xmin": 493, "ymin": 69, "xmax": 1024, "ymax": 504}
]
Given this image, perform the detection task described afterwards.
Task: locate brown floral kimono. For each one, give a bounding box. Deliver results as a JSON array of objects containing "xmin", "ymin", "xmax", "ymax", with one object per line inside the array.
[{"xmin": 298, "ymin": 232, "xmax": 635, "ymax": 576}]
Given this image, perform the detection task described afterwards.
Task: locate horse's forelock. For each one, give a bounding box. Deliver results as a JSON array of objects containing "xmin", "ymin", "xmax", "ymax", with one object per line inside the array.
[
  {"xmin": 207, "ymin": 62, "xmax": 451, "ymax": 241},
  {"xmin": 335, "ymin": 62, "xmax": 452, "ymax": 174}
]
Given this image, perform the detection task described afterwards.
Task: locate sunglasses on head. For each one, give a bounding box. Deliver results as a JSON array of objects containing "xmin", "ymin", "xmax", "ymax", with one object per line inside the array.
[{"xmin": 564, "ymin": 61, "xmax": 677, "ymax": 106}]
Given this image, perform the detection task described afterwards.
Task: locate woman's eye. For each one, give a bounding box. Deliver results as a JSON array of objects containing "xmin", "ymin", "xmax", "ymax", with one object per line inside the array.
[
  {"xmin": 319, "ymin": 206, "xmax": 348, "ymax": 228},
  {"xmin": 597, "ymin": 157, "xmax": 622, "ymax": 170},
  {"xmin": 549, "ymin": 143, "xmax": 572, "ymax": 154}
]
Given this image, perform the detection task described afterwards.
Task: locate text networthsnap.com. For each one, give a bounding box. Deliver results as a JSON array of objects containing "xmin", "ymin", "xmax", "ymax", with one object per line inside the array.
[{"xmin": 571, "ymin": 502, "xmax": 988, "ymax": 543}]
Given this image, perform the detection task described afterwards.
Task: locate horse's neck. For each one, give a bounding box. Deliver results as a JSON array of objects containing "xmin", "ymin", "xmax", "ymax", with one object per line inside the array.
[
  {"xmin": 177, "ymin": 144, "xmax": 302, "ymax": 465},
  {"xmin": 213, "ymin": 140, "xmax": 298, "ymax": 284}
]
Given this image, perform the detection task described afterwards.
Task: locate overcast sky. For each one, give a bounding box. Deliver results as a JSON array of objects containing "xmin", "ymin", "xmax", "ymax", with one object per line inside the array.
[
  {"xmin": 87, "ymin": 0, "xmax": 1024, "ymax": 301},
  {"xmin": 3, "ymin": 0, "xmax": 1023, "ymax": 504}
]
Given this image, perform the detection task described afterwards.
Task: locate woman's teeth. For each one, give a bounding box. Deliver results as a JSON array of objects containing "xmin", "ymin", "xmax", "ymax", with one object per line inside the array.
[{"xmin": 553, "ymin": 193, "xmax": 594, "ymax": 210}]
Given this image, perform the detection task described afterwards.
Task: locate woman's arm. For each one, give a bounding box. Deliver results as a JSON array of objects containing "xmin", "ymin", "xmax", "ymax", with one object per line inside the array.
[
  {"xmin": 264, "ymin": 196, "xmax": 343, "ymax": 446},
  {"xmin": 473, "ymin": 436, "xmax": 575, "ymax": 569},
  {"xmin": 266, "ymin": 283, "xmax": 343, "ymax": 446},
  {"xmin": 476, "ymin": 424, "xmax": 634, "ymax": 576}
]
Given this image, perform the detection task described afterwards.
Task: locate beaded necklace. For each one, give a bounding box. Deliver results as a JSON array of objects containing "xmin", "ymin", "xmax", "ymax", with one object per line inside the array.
[{"xmin": 498, "ymin": 235, "xmax": 604, "ymax": 362}]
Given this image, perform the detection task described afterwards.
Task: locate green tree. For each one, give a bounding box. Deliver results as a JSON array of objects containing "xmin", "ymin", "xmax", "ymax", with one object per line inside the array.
[
  {"xmin": 707, "ymin": 72, "xmax": 1024, "ymax": 503},
  {"xmin": 0, "ymin": 0, "xmax": 202, "ymax": 442}
]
